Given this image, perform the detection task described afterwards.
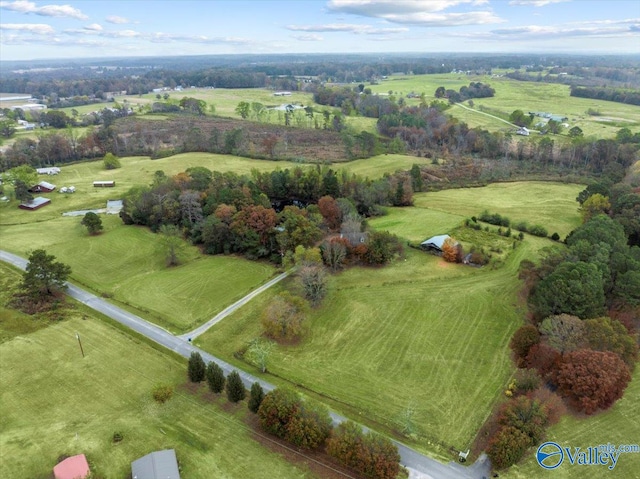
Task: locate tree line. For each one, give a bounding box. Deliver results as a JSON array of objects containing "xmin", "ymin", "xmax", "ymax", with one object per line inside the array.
[{"xmin": 570, "ymin": 85, "xmax": 640, "ymax": 106}]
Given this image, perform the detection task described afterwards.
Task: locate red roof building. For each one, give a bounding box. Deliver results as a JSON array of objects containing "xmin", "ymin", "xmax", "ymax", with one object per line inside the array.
[{"xmin": 53, "ymin": 454, "xmax": 90, "ymax": 479}]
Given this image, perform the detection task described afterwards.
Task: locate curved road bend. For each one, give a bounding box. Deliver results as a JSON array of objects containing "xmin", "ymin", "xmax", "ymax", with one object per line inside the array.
[{"xmin": 0, "ymin": 250, "xmax": 491, "ymax": 479}]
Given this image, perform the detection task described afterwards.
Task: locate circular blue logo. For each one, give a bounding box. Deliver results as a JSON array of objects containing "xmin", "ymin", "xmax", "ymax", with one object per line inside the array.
[{"xmin": 537, "ymin": 442, "xmax": 564, "ymax": 470}]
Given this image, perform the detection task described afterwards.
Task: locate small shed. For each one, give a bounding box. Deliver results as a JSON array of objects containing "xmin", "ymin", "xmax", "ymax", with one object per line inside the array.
[
  {"xmin": 93, "ymin": 180, "xmax": 115, "ymax": 187},
  {"xmin": 53, "ymin": 454, "xmax": 90, "ymax": 479},
  {"xmin": 29, "ymin": 181, "xmax": 56, "ymax": 193},
  {"xmin": 516, "ymin": 127, "xmax": 529, "ymax": 136},
  {"xmin": 420, "ymin": 234, "xmax": 454, "ymax": 253},
  {"xmin": 132, "ymin": 449, "xmax": 181, "ymax": 479},
  {"xmin": 19, "ymin": 196, "xmax": 51, "ymax": 210}
]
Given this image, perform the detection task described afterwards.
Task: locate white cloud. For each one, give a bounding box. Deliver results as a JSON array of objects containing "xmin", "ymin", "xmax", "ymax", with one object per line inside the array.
[
  {"xmin": 147, "ymin": 32, "xmax": 255, "ymax": 46},
  {"xmin": 325, "ymin": 0, "xmax": 501, "ymax": 25},
  {"xmin": 286, "ymin": 23, "xmax": 408, "ymax": 34},
  {"xmin": 509, "ymin": 0, "xmax": 570, "ymax": 6},
  {"xmin": 84, "ymin": 23, "xmax": 102, "ymax": 31},
  {"xmin": 105, "ymin": 15, "xmax": 129, "ymax": 24},
  {"xmin": 0, "ymin": 1, "xmax": 87, "ymax": 19},
  {"xmin": 0, "ymin": 22, "xmax": 54, "ymax": 34},
  {"xmin": 292, "ymin": 33, "xmax": 324, "ymax": 41}
]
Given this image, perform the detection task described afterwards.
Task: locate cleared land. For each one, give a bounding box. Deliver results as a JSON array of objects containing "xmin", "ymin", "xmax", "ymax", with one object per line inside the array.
[
  {"xmin": 370, "ymin": 73, "xmax": 640, "ymax": 138},
  {"xmin": 0, "ymin": 313, "xmax": 317, "ymax": 479},
  {"xmin": 197, "ymin": 182, "xmax": 583, "ymax": 459},
  {"xmin": 0, "ymin": 216, "xmax": 275, "ymax": 334},
  {"xmin": 412, "ymin": 182, "xmax": 584, "ymax": 238}
]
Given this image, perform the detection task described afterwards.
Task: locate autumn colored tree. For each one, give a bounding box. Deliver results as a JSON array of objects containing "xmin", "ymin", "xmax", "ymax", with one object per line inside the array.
[
  {"xmin": 326, "ymin": 421, "xmax": 400, "ymax": 479},
  {"xmin": 487, "ymin": 426, "xmax": 532, "ymax": 470},
  {"xmin": 364, "ymin": 230, "xmax": 403, "ymax": 265},
  {"xmin": 524, "ymin": 343, "xmax": 561, "ymax": 379},
  {"xmin": 584, "ymin": 316, "xmax": 638, "ymax": 366},
  {"xmin": 205, "ymin": 361, "xmax": 225, "ymax": 393},
  {"xmin": 231, "ymin": 204, "xmax": 278, "ymax": 248},
  {"xmin": 442, "ymin": 237, "xmax": 462, "ymax": 263},
  {"xmin": 509, "ymin": 325, "xmax": 540, "ymax": 367},
  {"xmin": 318, "ymin": 195, "xmax": 342, "ymax": 231},
  {"xmin": 248, "ymin": 382, "xmax": 265, "ymax": 414},
  {"xmin": 225, "ymin": 370, "xmax": 247, "ymax": 403},
  {"xmin": 538, "ymin": 314, "xmax": 586, "ymax": 353},
  {"xmin": 530, "ymin": 387, "xmax": 567, "ymax": 425},
  {"xmin": 284, "ymin": 400, "xmax": 332, "ymax": 449},
  {"xmin": 554, "ymin": 349, "xmax": 631, "ymax": 414},
  {"xmin": 261, "ymin": 292, "xmax": 308, "ymax": 340},
  {"xmin": 498, "ymin": 396, "xmax": 548, "ymax": 445},
  {"xmin": 188, "ymin": 352, "xmax": 206, "ymax": 383},
  {"xmin": 258, "ymin": 388, "xmax": 300, "ymax": 439}
]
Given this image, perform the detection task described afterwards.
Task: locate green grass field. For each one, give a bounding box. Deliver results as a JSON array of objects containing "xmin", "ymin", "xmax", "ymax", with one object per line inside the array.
[
  {"xmin": 0, "ymin": 216, "xmax": 275, "ymax": 334},
  {"xmin": 412, "ymin": 182, "xmax": 584, "ymax": 238},
  {"xmin": 0, "ymin": 314, "xmax": 318, "ymax": 479},
  {"xmin": 195, "ymin": 181, "xmax": 583, "ymax": 459},
  {"xmin": 369, "ymin": 73, "xmax": 640, "ymax": 138},
  {"xmin": 502, "ymin": 369, "xmax": 640, "ymax": 479}
]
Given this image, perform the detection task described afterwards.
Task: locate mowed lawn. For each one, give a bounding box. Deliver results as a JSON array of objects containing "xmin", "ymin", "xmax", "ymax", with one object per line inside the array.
[
  {"xmin": 199, "ymin": 244, "xmax": 533, "ymax": 458},
  {"xmin": 0, "ymin": 316, "xmax": 317, "ymax": 479},
  {"xmin": 413, "ymin": 181, "xmax": 585, "ymax": 238},
  {"xmin": 502, "ymin": 370, "xmax": 640, "ymax": 479},
  {"xmin": 197, "ymin": 181, "xmax": 582, "ymax": 459},
  {"xmin": 0, "ymin": 216, "xmax": 275, "ymax": 334}
]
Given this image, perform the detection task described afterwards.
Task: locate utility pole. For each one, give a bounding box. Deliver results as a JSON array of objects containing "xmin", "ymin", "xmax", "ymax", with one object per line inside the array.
[{"xmin": 76, "ymin": 332, "xmax": 85, "ymax": 358}]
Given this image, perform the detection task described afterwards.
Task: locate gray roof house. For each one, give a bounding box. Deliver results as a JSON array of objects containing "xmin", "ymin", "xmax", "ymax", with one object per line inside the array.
[
  {"xmin": 132, "ymin": 449, "xmax": 180, "ymax": 479},
  {"xmin": 420, "ymin": 234, "xmax": 455, "ymax": 253}
]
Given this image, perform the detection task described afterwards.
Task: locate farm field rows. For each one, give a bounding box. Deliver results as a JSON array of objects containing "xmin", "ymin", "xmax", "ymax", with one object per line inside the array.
[{"xmin": 0, "ymin": 311, "xmax": 318, "ymax": 479}]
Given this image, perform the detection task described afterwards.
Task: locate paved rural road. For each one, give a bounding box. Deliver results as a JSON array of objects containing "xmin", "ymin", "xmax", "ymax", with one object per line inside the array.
[
  {"xmin": 0, "ymin": 250, "xmax": 491, "ymax": 479},
  {"xmin": 178, "ymin": 270, "xmax": 290, "ymax": 341}
]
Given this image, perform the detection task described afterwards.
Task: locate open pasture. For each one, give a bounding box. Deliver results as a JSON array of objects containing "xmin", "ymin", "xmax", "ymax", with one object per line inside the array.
[
  {"xmin": 0, "ymin": 315, "xmax": 316, "ymax": 479},
  {"xmin": 413, "ymin": 181, "xmax": 584, "ymax": 238},
  {"xmin": 370, "ymin": 73, "xmax": 640, "ymax": 138},
  {"xmin": 369, "ymin": 206, "xmax": 465, "ymax": 243},
  {"xmin": 0, "ymin": 216, "xmax": 275, "ymax": 334},
  {"xmin": 199, "ymin": 243, "xmax": 537, "ymax": 458},
  {"xmin": 0, "ymin": 152, "xmax": 430, "ymax": 225}
]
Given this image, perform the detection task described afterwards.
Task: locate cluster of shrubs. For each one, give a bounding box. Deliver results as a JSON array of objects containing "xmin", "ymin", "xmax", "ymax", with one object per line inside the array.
[
  {"xmin": 187, "ymin": 352, "xmax": 400, "ymax": 479},
  {"xmin": 258, "ymin": 388, "xmax": 400, "ymax": 479},
  {"xmin": 488, "ymin": 312, "xmax": 637, "ymax": 470},
  {"xmin": 476, "ymin": 211, "xmax": 553, "ymax": 238}
]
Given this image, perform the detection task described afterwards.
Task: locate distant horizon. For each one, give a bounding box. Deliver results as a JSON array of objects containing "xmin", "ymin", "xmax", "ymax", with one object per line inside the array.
[
  {"xmin": 1, "ymin": 1, "xmax": 638, "ymax": 61},
  {"xmin": 3, "ymin": 50, "xmax": 640, "ymax": 66}
]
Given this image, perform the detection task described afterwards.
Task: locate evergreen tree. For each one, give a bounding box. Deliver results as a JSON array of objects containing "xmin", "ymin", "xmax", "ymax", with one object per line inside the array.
[
  {"xmin": 187, "ymin": 351, "xmax": 206, "ymax": 383},
  {"xmin": 226, "ymin": 370, "xmax": 246, "ymax": 403},
  {"xmin": 206, "ymin": 361, "xmax": 225, "ymax": 393},
  {"xmin": 248, "ymin": 382, "xmax": 265, "ymax": 413}
]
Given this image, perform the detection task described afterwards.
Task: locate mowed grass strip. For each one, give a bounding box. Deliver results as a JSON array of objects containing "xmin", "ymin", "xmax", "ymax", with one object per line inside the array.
[
  {"xmin": 0, "ymin": 316, "xmax": 317, "ymax": 479},
  {"xmin": 369, "ymin": 207, "xmax": 465, "ymax": 242},
  {"xmin": 501, "ymin": 370, "xmax": 640, "ymax": 479},
  {"xmin": 0, "ymin": 216, "xmax": 276, "ymax": 333},
  {"xmin": 413, "ymin": 181, "xmax": 584, "ymax": 238}
]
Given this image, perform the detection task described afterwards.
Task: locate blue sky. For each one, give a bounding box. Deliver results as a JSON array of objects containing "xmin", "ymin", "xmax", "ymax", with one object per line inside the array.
[{"xmin": 0, "ymin": 0, "xmax": 638, "ymax": 60}]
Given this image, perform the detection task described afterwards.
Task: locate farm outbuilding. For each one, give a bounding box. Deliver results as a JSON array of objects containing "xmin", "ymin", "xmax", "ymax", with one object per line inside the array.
[
  {"xmin": 420, "ymin": 234, "xmax": 455, "ymax": 253},
  {"xmin": 19, "ymin": 197, "xmax": 51, "ymax": 210},
  {"xmin": 132, "ymin": 449, "xmax": 181, "ymax": 479},
  {"xmin": 93, "ymin": 180, "xmax": 115, "ymax": 187},
  {"xmin": 37, "ymin": 167, "xmax": 61, "ymax": 175},
  {"xmin": 53, "ymin": 454, "xmax": 90, "ymax": 479},
  {"xmin": 29, "ymin": 181, "xmax": 56, "ymax": 193}
]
